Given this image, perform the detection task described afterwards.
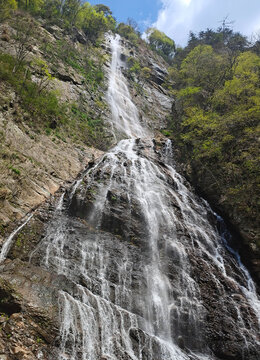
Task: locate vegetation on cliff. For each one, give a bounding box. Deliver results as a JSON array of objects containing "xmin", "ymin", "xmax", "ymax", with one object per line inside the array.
[
  {"xmin": 163, "ymin": 27, "xmax": 260, "ymax": 272},
  {"xmin": 0, "ymin": 1, "xmax": 259, "ymax": 273},
  {"xmin": 0, "ymin": 3, "xmax": 114, "ymax": 149}
]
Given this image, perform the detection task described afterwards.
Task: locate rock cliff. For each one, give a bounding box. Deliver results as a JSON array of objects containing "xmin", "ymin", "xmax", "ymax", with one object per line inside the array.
[{"xmin": 0, "ymin": 16, "xmax": 259, "ymax": 360}]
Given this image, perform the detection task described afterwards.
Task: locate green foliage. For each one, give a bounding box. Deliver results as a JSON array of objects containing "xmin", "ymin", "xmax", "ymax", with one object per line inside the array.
[
  {"xmin": 180, "ymin": 45, "xmax": 228, "ymax": 94},
  {"xmin": 140, "ymin": 67, "xmax": 151, "ymax": 81},
  {"xmin": 32, "ymin": 58, "xmax": 54, "ymax": 93},
  {"xmin": 172, "ymin": 27, "xmax": 248, "ymax": 68},
  {"xmin": 127, "ymin": 58, "xmax": 151, "ymax": 90},
  {"xmin": 25, "ymin": 0, "xmax": 44, "ymax": 13},
  {"xmin": 62, "ymin": 0, "xmax": 81, "ymax": 26},
  {"xmin": 13, "ymin": 1, "xmax": 116, "ymax": 42},
  {"xmin": 166, "ymin": 41, "xmax": 260, "ymax": 223},
  {"xmin": 11, "ymin": 14, "xmax": 36, "ymax": 73},
  {"xmin": 69, "ymin": 103, "xmax": 108, "ymax": 148},
  {"xmin": 93, "ymin": 4, "xmax": 112, "ymax": 17},
  {"xmin": 76, "ymin": 2, "xmax": 115, "ymax": 43},
  {"xmin": 0, "ymin": 53, "xmax": 66, "ymax": 125},
  {"xmin": 117, "ymin": 23, "xmax": 139, "ymax": 44},
  {"xmin": 161, "ymin": 130, "xmax": 171, "ymax": 137},
  {"xmin": 0, "ymin": 0, "xmax": 17, "ymax": 21},
  {"xmin": 9, "ymin": 166, "xmax": 21, "ymax": 175},
  {"xmin": 147, "ymin": 28, "xmax": 175, "ymax": 62},
  {"xmin": 213, "ymin": 51, "xmax": 260, "ymax": 112},
  {"xmin": 40, "ymin": 0, "xmax": 62, "ymax": 20},
  {"xmin": 127, "ymin": 56, "xmax": 140, "ymax": 74}
]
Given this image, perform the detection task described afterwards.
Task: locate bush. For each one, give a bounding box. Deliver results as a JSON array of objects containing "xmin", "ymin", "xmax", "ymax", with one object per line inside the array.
[
  {"xmin": 117, "ymin": 23, "xmax": 139, "ymax": 45},
  {"xmin": 0, "ymin": 0, "xmax": 17, "ymax": 21},
  {"xmin": 147, "ymin": 28, "xmax": 175, "ymax": 62},
  {"xmin": 0, "ymin": 52, "xmax": 67, "ymax": 125}
]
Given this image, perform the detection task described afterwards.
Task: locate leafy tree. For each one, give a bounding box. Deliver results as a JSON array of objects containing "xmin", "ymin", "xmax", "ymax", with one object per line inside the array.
[
  {"xmin": 180, "ymin": 45, "xmax": 228, "ymax": 96},
  {"xmin": 188, "ymin": 26, "xmax": 248, "ymax": 55},
  {"xmin": 165, "ymin": 34, "xmax": 260, "ymax": 233},
  {"xmin": 250, "ymin": 32, "xmax": 260, "ymax": 55},
  {"xmin": 127, "ymin": 56, "xmax": 140, "ymax": 75},
  {"xmin": 93, "ymin": 4, "xmax": 112, "ymax": 17},
  {"xmin": 12, "ymin": 14, "xmax": 36, "ymax": 73},
  {"xmin": 0, "ymin": 0, "xmax": 17, "ymax": 21},
  {"xmin": 117, "ymin": 23, "xmax": 139, "ymax": 44},
  {"xmin": 213, "ymin": 51, "xmax": 260, "ymax": 113},
  {"xmin": 61, "ymin": 0, "xmax": 81, "ymax": 27},
  {"xmin": 147, "ymin": 28, "xmax": 175, "ymax": 61},
  {"xmin": 33, "ymin": 58, "xmax": 54, "ymax": 93},
  {"xmin": 126, "ymin": 17, "xmax": 140, "ymax": 35},
  {"xmin": 40, "ymin": 0, "xmax": 62, "ymax": 20},
  {"xmin": 76, "ymin": 2, "xmax": 115, "ymax": 43},
  {"xmin": 16, "ymin": 0, "xmax": 43, "ymax": 12}
]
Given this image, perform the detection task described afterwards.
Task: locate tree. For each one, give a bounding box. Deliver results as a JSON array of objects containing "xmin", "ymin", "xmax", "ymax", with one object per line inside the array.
[
  {"xmin": 250, "ymin": 31, "xmax": 260, "ymax": 55},
  {"xmin": 180, "ymin": 45, "xmax": 228, "ymax": 94},
  {"xmin": 126, "ymin": 17, "xmax": 140, "ymax": 35},
  {"xmin": 33, "ymin": 58, "xmax": 54, "ymax": 93},
  {"xmin": 41, "ymin": 0, "xmax": 62, "ymax": 20},
  {"xmin": 16, "ymin": 0, "xmax": 43, "ymax": 12},
  {"xmin": 0, "ymin": 0, "xmax": 17, "ymax": 21},
  {"xmin": 117, "ymin": 23, "xmax": 139, "ymax": 44},
  {"xmin": 93, "ymin": 4, "xmax": 112, "ymax": 17},
  {"xmin": 147, "ymin": 28, "xmax": 175, "ymax": 61},
  {"xmin": 61, "ymin": 0, "xmax": 81, "ymax": 27},
  {"xmin": 213, "ymin": 51, "xmax": 260, "ymax": 112},
  {"xmin": 12, "ymin": 14, "xmax": 35, "ymax": 73},
  {"xmin": 76, "ymin": 3, "xmax": 114, "ymax": 43}
]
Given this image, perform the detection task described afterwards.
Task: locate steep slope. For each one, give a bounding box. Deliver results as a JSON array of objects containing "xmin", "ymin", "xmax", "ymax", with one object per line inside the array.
[
  {"xmin": 0, "ymin": 16, "xmax": 171, "ymax": 239},
  {"xmin": 165, "ymin": 44, "xmax": 260, "ymax": 284},
  {"xmin": 0, "ymin": 33, "xmax": 259, "ymax": 360}
]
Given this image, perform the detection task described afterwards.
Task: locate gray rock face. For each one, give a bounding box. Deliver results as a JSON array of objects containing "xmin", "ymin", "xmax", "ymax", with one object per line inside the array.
[
  {"xmin": 0, "ymin": 139, "xmax": 259, "ymax": 360},
  {"xmin": 2, "ymin": 137, "xmax": 250, "ymax": 359},
  {"xmin": 148, "ymin": 59, "xmax": 168, "ymax": 85},
  {"xmin": 0, "ymin": 29, "xmax": 259, "ymax": 360},
  {"xmin": 67, "ymin": 139, "xmax": 260, "ymax": 360}
]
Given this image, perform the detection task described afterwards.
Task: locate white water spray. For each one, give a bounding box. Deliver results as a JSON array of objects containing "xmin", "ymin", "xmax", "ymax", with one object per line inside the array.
[
  {"xmin": 28, "ymin": 34, "xmax": 259, "ymax": 360},
  {"xmin": 0, "ymin": 213, "xmax": 34, "ymax": 263}
]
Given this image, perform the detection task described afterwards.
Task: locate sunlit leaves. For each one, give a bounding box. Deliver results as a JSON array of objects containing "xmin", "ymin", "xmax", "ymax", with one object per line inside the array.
[
  {"xmin": 76, "ymin": 3, "xmax": 115, "ymax": 42},
  {"xmin": 168, "ymin": 40, "xmax": 260, "ymax": 220},
  {"xmin": 180, "ymin": 45, "xmax": 228, "ymax": 93},
  {"xmin": 147, "ymin": 28, "xmax": 175, "ymax": 61},
  {"xmin": 0, "ymin": 0, "xmax": 17, "ymax": 21}
]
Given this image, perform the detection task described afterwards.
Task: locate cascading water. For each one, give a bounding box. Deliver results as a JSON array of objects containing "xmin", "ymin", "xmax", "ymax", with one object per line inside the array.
[
  {"xmin": 106, "ymin": 34, "xmax": 149, "ymax": 139},
  {"xmin": 27, "ymin": 34, "xmax": 260, "ymax": 360},
  {"xmin": 0, "ymin": 212, "xmax": 34, "ymax": 263}
]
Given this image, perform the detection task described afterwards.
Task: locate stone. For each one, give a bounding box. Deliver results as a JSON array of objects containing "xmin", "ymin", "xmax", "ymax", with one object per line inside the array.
[
  {"xmin": 0, "ymin": 355, "xmax": 8, "ymax": 360},
  {"xmin": 71, "ymin": 27, "xmax": 87, "ymax": 44}
]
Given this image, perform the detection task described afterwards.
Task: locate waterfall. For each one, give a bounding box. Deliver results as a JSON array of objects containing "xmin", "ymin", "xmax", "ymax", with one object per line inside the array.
[
  {"xmin": 107, "ymin": 34, "xmax": 149, "ymax": 139},
  {"xmin": 28, "ymin": 34, "xmax": 259, "ymax": 360},
  {"xmin": 0, "ymin": 213, "xmax": 34, "ymax": 263}
]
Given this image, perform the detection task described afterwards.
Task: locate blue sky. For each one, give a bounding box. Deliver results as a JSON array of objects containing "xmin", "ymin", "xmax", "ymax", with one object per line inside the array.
[
  {"xmin": 88, "ymin": 0, "xmax": 260, "ymax": 46},
  {"xmin": 88, "ymin": 0, "xmax": 161, "ymax": 29}
]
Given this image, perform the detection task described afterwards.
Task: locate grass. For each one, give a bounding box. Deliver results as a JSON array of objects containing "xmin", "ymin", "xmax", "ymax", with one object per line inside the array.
[{"xmin": 9, "ymin": 166, "xmax": 21, "ymax": 175}]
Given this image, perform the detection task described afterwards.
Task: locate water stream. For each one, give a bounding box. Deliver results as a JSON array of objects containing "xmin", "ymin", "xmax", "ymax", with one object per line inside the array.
[
  {"xmin": 26, "ymin": 34, "xmax": 260, "ymax": 359},
  {"xmin": 0, "ymin": 212, "xmax": 34, "ymax": 263}
]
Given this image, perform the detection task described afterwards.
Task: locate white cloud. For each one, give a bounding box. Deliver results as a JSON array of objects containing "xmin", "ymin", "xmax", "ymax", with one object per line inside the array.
[
  {"xmin": 250, "ymin": 16, "xmax": 260, "ymax": 34},
  {"xmin": 153, "ymin": 0, "xmax": 260, "ymax": 47},
  {"xmin": 153, "ymin": 0, "xmax": 212, "ymax": 46},
  {"xmin": 179, "ymin": 0, "xmax": 192, "ymax": 6}
]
